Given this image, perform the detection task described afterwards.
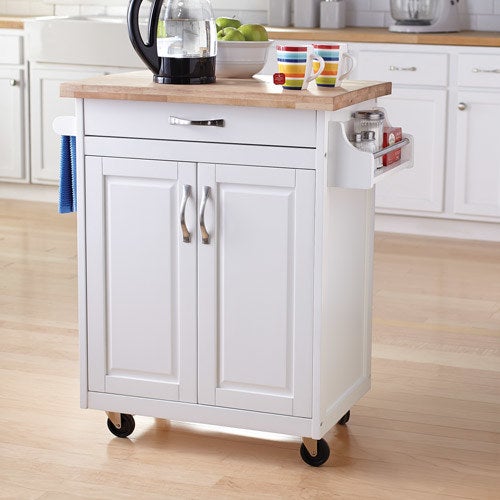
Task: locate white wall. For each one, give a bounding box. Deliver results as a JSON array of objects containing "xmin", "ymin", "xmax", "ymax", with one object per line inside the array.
[{"xmin": 1, "ymin": 0, "xmax": 499, "ymax": 31}]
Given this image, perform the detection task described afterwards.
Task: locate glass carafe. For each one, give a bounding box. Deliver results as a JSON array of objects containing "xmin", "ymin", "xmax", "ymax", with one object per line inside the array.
[{"xmin": 390, "ymin": 0, "xmax": 438, "ymax": 25}]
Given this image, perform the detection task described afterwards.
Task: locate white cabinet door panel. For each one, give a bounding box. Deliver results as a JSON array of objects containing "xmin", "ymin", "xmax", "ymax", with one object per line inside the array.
[
  {"xmin": 0, "ymin": 68, "xmax": 25, "ymax": 181},
  {"xmin": 30, "ymin": 68, "xmax": 105, "ymax": 184},
  {"xmin": 375, "ymin": 88, "xmax": 447, "ymax": 213},
  {"xmin": 86, "ymin": 157, "xmax": 197, "ymax": 402},
  {"xmin": 198, "ymin": 164, "xmax": 315, "ymax": 417},
  {"xmin": 454, "ymin": 91, "xmax": 500, "ymax": 219}
]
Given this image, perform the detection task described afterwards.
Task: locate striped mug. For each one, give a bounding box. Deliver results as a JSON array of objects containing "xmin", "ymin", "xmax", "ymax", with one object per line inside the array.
[
  {"xmin": 312, "ymin": 43, "xmax": 356, "ymax": 87},
  {"xmin": 276, "ymin": 44, "xmax": 325, "ymax": 90}
]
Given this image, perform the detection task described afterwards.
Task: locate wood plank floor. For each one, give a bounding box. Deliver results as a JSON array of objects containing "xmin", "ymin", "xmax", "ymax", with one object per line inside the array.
[{"xmin": 1, "ymin": 199, "xmax": 499, "ymax": 499}]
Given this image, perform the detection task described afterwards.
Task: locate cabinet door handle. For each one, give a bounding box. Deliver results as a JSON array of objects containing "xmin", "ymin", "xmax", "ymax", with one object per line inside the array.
[
  {"xmin": 169, "ymin": 116, "xmax": 225, "ymax": 127},
  {"xmin": 9, "ymin": 79, "xmax": 18, "ymax": 86},
  {"xmin": 199, "ymin": 186, "xmax": 211, "ymax": 245},
  {"xmin": 458, "ymin": 102, "xmax": 467, "ymax": 111},
  {"xmin": 472, "ymin": 68, "xmax": 500, "ymax": 74},
  {"xmin": 180, "ymin": 184, "xmax": 192, "ymax": 243},
  {"xmin": 389, "ymin": 65, "xmax": 417, "ymax": 72}
]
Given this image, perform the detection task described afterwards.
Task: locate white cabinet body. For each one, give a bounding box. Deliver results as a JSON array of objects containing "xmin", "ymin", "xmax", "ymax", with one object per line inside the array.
[
  {"xmin": 451, "ymin": 50, "xmax": 500, "ymax": 222},
  {"xmin": 452, "ymin": 91, "xmax": 500, "ymax": 219},
  {"xmin": 342, "ymin": 43, "xmax": 500, "ymax": 239},
  {"xmin": 374, "ymin": 88, "xmax": 446, "ymax": 213},
  {"xmin": 75, "ymin": 98, "xmax": 390, "ymax": 442},
  {"xmin": 351, "ymin": 47, "xmax": 449, "ymax": 215},
  {"xmin": 30, "ymin": 65, "xmax": 140, "ymax": 184},
  {"xmin": 0, "ymin": 31, "xmax": 26, "ymax": 182},
  {"xmin": 227, "ymin": 41, "xmax": 500, "ymax": 239}
]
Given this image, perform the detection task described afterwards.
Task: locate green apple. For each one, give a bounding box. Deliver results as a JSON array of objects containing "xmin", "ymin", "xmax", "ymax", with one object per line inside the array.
[
  {"xmin": 217, "ymin": 27, "xmax": 246, "ymax": 41},
  {"xmin": 215, "ymin": 17, "xmax": 241, "ymax": 32},
  {"xmin": 238, "ymin": 23, "xmax": 268, "ymax": 41}
]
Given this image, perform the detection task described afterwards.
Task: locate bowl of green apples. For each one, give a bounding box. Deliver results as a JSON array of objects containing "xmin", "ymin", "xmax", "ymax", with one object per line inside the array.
[{"xmin": 215, "ymin": 17, "xmax": 272, "ymax": 79}]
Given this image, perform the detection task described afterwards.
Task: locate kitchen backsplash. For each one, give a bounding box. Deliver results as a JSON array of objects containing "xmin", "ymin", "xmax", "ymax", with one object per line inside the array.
[{"xmin": 1, "ymin": 0, "xmax": 499, "ymax": 31}]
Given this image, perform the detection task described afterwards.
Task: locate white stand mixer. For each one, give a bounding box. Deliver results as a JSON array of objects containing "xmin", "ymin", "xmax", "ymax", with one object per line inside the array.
[{"xmin": 389, "ymin": 0, "xmax": 461, "ymax": 33}]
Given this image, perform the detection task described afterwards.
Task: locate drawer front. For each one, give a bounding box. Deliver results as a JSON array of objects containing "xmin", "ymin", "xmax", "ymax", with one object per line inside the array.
[
  {"xmin": 458, "ymin": 53, "xmax": 500, "ymax": 88},
  {"xmin": 84, "ymin": 100, "xmax": 317, "ymax": 148},
  {"xmin": 0, "ymin": 35, "xmax": 22, "ymax": 65},
  {"xmin": 356, "ymin": 51, "xmax": 448, "ymax": 87}
]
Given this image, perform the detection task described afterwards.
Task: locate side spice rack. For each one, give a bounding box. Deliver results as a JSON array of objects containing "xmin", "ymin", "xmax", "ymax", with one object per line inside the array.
[{"xmin": 327, "ymin": 120, "xmax": 414, "ymax": 189}]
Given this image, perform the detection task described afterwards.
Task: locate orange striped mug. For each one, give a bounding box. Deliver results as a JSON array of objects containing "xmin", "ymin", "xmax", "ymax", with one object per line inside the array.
[
  {"xmin": 312, "ymin": 43, "xmax": 356, "ymax": 87},
  {"xmin": 276, "ymin": 44, "xmax": 325, "ymax": 90}
]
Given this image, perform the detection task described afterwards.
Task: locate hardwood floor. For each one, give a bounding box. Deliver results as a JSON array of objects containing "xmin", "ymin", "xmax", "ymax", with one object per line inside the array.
[{"xmin": 1, "ymin": 199, "xmax": 499, "ymax": 499}]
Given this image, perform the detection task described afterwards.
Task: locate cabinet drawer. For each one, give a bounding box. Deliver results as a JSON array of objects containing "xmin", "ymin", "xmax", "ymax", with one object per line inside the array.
[
  {"xmin": 458, "ymin": 53, "xmax": 500, "ymax": 88},
  {"xmin": 0, "ymin": 35, "xmax": 23, "ymax": 65},
  {"xmin": 357, "ymin": 51, "xmax": 448, "ymax": 86},
  {"xmin": 84, "ymin": 99, "xmax": 317, "ymax": 148}
]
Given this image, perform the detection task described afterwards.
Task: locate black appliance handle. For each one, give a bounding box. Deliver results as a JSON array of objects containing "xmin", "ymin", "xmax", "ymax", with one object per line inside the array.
[{"xmin": 127, "ymin": 0, "xmax": 161, "ymax": 74}]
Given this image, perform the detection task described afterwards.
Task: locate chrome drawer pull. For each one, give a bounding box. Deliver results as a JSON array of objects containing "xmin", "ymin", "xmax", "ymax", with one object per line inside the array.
[
  {"xmin": 199, "ymin": 186, "xmax": 211, "ymax": 245},
  {"xmin": 180, "ymin": 184, "xmax": 192, "ymax": 243},
  {"xmin": 169, "ymin": 116, "xmax": 225, "ymax": 127},
  {"xmin": 9, "ymin": 79, "xmax": 18, "ymax": 86},
  {"xmin": 472, "ymin": 68, "xmax": 500, "ymax": 74},
  {"xmin": 389, "ymin": 65, "xmax": 417, "ymax": 72}
]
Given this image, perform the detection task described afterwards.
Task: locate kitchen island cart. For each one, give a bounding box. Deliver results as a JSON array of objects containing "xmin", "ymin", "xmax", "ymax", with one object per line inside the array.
[{"xmin": 60, "ymin": 73, "xmax": 413, "ymax": 466}]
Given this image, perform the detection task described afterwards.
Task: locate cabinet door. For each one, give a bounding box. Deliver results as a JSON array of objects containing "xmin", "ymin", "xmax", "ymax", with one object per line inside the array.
[
  {"xmin": 198, "ymin": 164, "xmax": 315, "ymax": 418},
  {"xmin": 30, "ymin": 68, "xmax": 105, "ymax": 184},
  {"xmin": 85, "ymin": 157, "xmax": 197, "ymax": 402},
  {"xmin": 375, "ymin": 87, "xmax": 447, "ymax": 213},
  {"xmin": 0, "ymin": 68, "xmax": 25, "ymax": 181},
  {"xmin": 454, "ymin": 91, "xmax": 500, "ymax": 219}
]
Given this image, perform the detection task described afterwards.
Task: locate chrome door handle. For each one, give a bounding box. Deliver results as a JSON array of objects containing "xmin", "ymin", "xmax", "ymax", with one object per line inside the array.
[
  {"xmin": 389, "ymin": 66, "xmax": 417, "ymax": 72},
  {"xmin": 9, "ymin": 79, "xmax": 18, "ymax": 86},
  {"xmin": 472, "ymin": 68, "xmax": 500, "ymax": 74},
  {"xmin": 458, "ymin": 102, "xmax": 467, "ymax": 111},
  {"xmin": 180, "ymin": 184, "xmax": 192, "ymax": 243},
  {"xmin": 199, "ymin": 186, "xmax": 211, "ymax": 245},
  {"xmin": 169, "ymin": 116, "xmax": 225, "ymax": 127}
]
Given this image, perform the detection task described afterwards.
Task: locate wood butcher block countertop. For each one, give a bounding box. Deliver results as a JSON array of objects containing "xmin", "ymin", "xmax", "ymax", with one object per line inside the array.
[
  {"xmin": 0, "ymin": 16, "xmax": 32, "ymax": 29},
  {"xmin": 60, "ymin": 71, "xmax": 392, "ymax": 111},
  {"xmin": 267, "ymin": 27, "xmax": 500, "ymax": 47}
]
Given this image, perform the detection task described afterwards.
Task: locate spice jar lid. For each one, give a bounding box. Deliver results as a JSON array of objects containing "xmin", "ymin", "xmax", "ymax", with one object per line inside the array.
[{"xmin": 353, "ymin": 110, "xmax": 385, "ymax": 120}]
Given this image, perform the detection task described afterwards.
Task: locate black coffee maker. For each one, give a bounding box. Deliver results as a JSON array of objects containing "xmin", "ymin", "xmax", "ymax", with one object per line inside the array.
[{"xmin": 127, "ymin": 0, "xmax": 217, "ymax": 84}]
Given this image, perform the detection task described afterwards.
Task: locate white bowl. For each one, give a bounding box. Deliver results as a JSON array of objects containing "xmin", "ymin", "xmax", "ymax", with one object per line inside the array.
[{"xmin": 216, "ymin": 40, "xmax": 273, "ymax": 79}]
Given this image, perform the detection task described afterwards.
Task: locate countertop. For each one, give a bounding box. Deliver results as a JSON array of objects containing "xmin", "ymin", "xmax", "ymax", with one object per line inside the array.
[
  {"xmin": 0, "ymin": 16, "xmax": 32, "ymax": 29},
  {"xmin": 266, "ymin": 27, "xmax": 500, "ymax": 48},
  {"xmin": 60, "ymin": 71, "xmax": 392, "ymax": 111}
]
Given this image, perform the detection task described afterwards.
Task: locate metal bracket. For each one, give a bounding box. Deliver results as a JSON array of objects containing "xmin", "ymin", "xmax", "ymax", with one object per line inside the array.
[
  {"xmin": 302, "ymin": 437, "xmax": 318, "ymax": 457},
  {"xmin": 106, "ymin": 411, "xmax": 121, "ymax": 429}
]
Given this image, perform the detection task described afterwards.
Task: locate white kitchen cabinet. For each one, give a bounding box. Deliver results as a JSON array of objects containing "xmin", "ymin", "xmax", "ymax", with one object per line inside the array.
[
  {"xmin": 58, "ymin": 79, "xmax": 409, "ymax": 465},
  {"xmin": 352, "ymin": 47, "xmax": 448, "ymax": 214},
  {"xmin": 453, "ymin": 92, "xmax": 500, "ymax": 219},
  {"xmin": 374, "ymin": 88, "xmax": 446, "ymax": 213},
  {"xmin": 344, "ymin": 42, "xmax": 500, "ymax": 240},
  {"xmin": 85, "ymin": 154, "xmax": 315, "ymax": 416},
  {"xmin": 0, "ymin": 67, "xmax": 25, "ymax": 181},
  {"xmin": 0, "ymin": 31, "xmax": 26, "ymax": 183},
  {"xmin": 452, "ymin": 54, "xmax": 500, "ymax": 220},
  {"xmin": 30, "ymin": 65, "xmax": 140, "ymax": 185}
]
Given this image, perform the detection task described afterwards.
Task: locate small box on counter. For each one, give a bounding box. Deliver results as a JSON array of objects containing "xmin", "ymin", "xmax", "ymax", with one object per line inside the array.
[{"xmin": 382, "ymin": 127, "xmax": 403, "ymax": 166}]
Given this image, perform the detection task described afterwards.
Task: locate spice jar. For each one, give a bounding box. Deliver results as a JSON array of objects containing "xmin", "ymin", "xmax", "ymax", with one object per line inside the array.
[{"xmin": 352, "ymin": 110, "xmax": 385, "ymax": 150}]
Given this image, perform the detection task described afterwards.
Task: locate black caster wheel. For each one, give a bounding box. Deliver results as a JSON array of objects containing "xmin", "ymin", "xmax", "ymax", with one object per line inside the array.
[
  {"xmin": 337, "ymin": 410, "xmax": 350, "ymax": 425},
  {"xmin": 300, "ymin": 438, "xmax": 330, "ymax": 467},
  {"xmin": 107, "ymin": 413, "xmax": 135, "ymax": 438}
]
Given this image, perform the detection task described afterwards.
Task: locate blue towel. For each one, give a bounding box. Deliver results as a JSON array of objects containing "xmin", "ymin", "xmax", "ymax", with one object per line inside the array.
[{"xmin": 59, "ymin": 135, "xmax": 77, "ymax": 213}]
